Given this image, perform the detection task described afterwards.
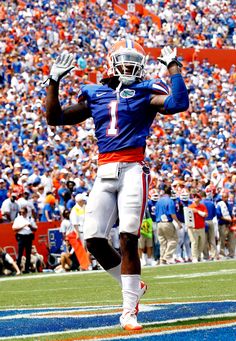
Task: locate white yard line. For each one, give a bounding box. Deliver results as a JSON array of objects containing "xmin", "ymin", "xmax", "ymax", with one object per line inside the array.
[
  {"xmin": 1, "ymin": 297, "xmax": 236, "ymax": 310},
  {"xmin": 0, "ymin": 269, "xmax": 105, "ymax": 282},
  {"xmin": 91, "ymin": 320, "xmax": 236, "ymax": 341},
  {"xmin": 154, "ymin": 269, "xmax": 236, "ymax": 279}
]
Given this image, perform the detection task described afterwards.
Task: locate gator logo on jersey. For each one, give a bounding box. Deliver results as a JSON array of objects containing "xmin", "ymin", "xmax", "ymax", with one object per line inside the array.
[{"xmin": 120, "ymin": 89, "xmax": 135, "ymax": 98}]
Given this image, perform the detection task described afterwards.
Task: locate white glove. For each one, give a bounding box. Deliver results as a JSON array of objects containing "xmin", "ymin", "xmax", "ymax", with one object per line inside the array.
[
  {"xmin": 49, "ymin": 52, "xmax": 75, "ymax": 82},
  {"xmin": 158, "ymin": 46, "xmax": 182, "ymax": 67}
]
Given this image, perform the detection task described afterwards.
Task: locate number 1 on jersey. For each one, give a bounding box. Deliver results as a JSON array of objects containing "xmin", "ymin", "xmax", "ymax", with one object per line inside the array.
[{"xmin": 107, "ymin": 100, "xmax": 119, "ymax": 136}]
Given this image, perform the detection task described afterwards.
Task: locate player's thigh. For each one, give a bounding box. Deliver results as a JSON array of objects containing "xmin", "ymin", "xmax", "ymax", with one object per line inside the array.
[
  {"xmin": 84, "ymin": 177, "xmax": 118, "ymax": 239},
  {"xmin": 118, "ymin": 163, "xmax": 149, "ymax": 235}
]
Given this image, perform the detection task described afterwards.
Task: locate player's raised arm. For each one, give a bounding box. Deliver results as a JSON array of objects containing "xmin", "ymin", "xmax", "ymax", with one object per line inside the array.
[
  {"xmin": 150, "ymin": 47, "xmax": 189, "ymax": 114},
  {"xmin": 46, "ymin": 52, "xmax": 91, "ymax": 126}
]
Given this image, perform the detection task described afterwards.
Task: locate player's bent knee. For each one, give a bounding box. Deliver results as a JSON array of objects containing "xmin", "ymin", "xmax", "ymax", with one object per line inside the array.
[
  {"xmin": 86, "ymin": 238, "xmax": 108, "ymax": 255},
  {"xmin": 86, "ymin": 237, "xmax": 121, "ymax": 270}
]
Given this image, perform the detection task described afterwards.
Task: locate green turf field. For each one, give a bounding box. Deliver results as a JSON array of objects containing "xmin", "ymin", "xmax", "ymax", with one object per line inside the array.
[{"xmin": 0, "ymin": 260, "xmax": 236, "ymax": 340}]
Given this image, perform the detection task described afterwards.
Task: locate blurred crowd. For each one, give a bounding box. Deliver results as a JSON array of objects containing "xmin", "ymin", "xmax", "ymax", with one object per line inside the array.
[
  {"xmin": 117, "ymin": 0, "xmax": 236, "ymax": 48},
  {"xmin": 0, "ymin": 0, "xmax": 235, "ymax": 226}
]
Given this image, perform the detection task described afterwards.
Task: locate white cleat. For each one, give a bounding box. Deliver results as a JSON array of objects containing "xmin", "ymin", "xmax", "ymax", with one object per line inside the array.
[{"xmin": 120, "ymin": 312, "xmax": 142, "ymax": 330}]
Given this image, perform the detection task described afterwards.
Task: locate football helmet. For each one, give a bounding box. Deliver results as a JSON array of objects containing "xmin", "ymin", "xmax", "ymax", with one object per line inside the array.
[
  {"xmin": 149, "ymin": 189, "xmax": 159, "ymax": 201},
  {"xmin": 107, "ymin": 39, "xmax": 147, "ymax": 85},
  {"xmin": 180, "ymin": 191, "xmax": 190, "ymax": 202},
  {"xmin": 170, "ymin": 190, "xmax": 177, "ymax": 200}
]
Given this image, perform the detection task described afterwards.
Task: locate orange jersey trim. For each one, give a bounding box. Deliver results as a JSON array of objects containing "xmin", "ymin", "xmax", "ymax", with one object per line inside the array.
[{"xmin": 98, "ymin": 147, "xmax": 144, "ymax": 165}]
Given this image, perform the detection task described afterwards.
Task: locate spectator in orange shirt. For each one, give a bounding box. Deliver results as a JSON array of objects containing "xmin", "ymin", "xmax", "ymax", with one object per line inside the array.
[
  {"xmin": 187, "ymin": 193, "xmax": 208, "ymax": 263},
  {"xmin": 10, "ymin": 174, "xmax": 24, "ymax": 199},
  {"xmin": 199, "ymin": 108, "xmax": 209, "ymax": 127}
]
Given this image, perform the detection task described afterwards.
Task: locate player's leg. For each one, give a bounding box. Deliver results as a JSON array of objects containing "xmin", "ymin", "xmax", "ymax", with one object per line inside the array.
[
  {"xmin": 183, "ymin": 225, "xmax": 192, "ymax": 261},
  {"xmin": 175, "ymin": 224, "xmax": 184, "ymax": 262},
  {"xmin": 118, "ymin": 162, "xmax": 149, "ymax": 330},
  {"xmin": 84, "ymin": 176, "xmax": 121, "ymax": 282},
  {"xmin": 25, "ymin": 236, "xmax": 33, "ymax": 273},
  {"xmin": 198, "ymin": 230, "xmax": 205, "ymax": 261},
  {"xmin": 208, "ymin": 220, "xmax": 217, "ymax": 259},
  {"xmin": 164, "ymin": 222, "xmax": 178, "ymax": 263},
  {"xmin": 61, "ymin": 252, "xmax": 72, "ymax": 269},
  {"xmin": 16, "ymin": 235, "xmax": 24, "ymax": 271},
  {"xmin": 86, "ymin": 238, "xmax": 121, "ymax": 270}
]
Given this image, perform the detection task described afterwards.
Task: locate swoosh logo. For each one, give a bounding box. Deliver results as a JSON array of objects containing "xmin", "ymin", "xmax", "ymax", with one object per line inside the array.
[{"xmin": 96, "ymin": 92, "xmax": 107, "ymax": 97}]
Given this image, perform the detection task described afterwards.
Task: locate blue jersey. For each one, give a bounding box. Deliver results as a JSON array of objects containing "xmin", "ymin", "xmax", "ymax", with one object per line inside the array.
[
  {"xmin": 201, "ymin": 199, "xmax": 216, "ymax": 220},
  {"xmin": 216, "ymin": 200, "xmax": 232, "ymax": 225},
  {"xmin": 79, "ymin": 79, "xmax": 169, "ymax": 153},
  {"xmin": 147, "ymin": 199, "xmax": 157, "ymax": 221},
  {"xmin": 174, "ymin": 198, "xmax": 193, "ymax": 223}
]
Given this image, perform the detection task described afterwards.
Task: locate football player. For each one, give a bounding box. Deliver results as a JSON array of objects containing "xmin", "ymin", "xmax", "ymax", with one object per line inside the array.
[{"xmin": 46, "ymin": 39, "xmax": 189, "ymax": 330}]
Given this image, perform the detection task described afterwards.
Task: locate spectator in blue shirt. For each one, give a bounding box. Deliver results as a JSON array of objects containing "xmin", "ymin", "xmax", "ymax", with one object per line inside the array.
[
  {"xmin": 58, "ymin": 179, "xmax": 71, "ymax": 213},
  {"xmin": 40, "ymin": 194, "xmax": 57, "ymax": 222},
  {"xmin": 175, "ymin": 132, "xmax": 188, "ymax": 152},
  {"xmin": 0, "ymin": 179, "xmax": 8, "ymax": 209},
  {"xmin": 216, "ymin": 192, "xmax": 235, "ymax": 258},
  {"xmin": 155, "ymin": 185, "xmax": 181, "ymax": 265},
  {"xmin": 201, "ymin": 191, "xmax": 218, "ymax": 260},
  {"xmin": 66, "ymin": 192, "xmax": 76, "ymax": 211}
]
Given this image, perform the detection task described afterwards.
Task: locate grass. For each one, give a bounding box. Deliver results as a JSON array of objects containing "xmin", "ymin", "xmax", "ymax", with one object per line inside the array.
[{"xmin": 0, "ymin": 260, "xmax": 236, "ymax": 340}]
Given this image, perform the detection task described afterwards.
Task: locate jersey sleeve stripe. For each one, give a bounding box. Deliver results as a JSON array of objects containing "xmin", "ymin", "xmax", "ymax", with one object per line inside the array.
[{"xmin": 152, "ymin": 83, "xmax": 169, "ymax": 94}]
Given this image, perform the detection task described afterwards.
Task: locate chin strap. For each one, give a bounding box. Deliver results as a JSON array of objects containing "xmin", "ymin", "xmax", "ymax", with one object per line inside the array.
[{"xmin": 115, "ymin": 80, "xmax": 123, "ymax": 102}]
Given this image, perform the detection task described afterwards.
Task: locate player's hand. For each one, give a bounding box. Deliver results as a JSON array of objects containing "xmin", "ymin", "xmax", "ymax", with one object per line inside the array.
[
  {"xmin": 49, "ymin": 52, "xmax": 75, "ymax": 82},
  {"xmin": 158, "ymin": 46, "xmax": 182, "ymax": 67}
]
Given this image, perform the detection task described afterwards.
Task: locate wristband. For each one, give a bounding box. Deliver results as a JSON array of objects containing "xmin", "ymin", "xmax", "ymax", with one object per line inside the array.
[
  {"xmin": 43, "ymin": 76, "xmax": 59, "ymax": 85},
  {"xmin": 169, "ymin": 57, "xmax": 183, "ymax": 68}
]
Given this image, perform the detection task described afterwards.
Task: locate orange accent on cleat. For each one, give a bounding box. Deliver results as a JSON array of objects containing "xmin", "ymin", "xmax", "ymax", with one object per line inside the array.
[
  {"xmin": 135, "ymin": 280, "xmax": 147, "ymax": 316},
  {"xmin": 123, "ymin": 323, "xmax": 142, "ymax": 331}
]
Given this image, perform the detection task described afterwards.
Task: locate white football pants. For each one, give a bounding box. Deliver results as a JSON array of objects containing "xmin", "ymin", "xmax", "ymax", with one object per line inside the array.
[{"xmin": 83, "ymin": 162, "xmax": 150, "ymax": 240}]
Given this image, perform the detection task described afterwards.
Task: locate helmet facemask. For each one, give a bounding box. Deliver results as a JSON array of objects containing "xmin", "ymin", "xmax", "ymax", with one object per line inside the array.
[{"xmin": 108, "ymin": 49, "xmax": 147, "ymax": 85}]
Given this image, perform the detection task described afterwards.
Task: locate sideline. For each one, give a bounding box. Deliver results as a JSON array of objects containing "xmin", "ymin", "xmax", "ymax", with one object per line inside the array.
[{"xmin": 0, "ymin": 269, "xmax": 104, "ymax": 282}]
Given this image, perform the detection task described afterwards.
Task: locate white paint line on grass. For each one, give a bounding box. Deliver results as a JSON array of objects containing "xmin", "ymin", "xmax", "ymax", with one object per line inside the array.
[
  {"xmin": 154, "ymin": 269, "xmax": 236, "ymax": 279},
  {"xmin": 1, "ymin": 297, "xmax": 236, "ymax": 310},
  {"xmin": 0, "ymin": 269, "xmax": 105, "ymax": 282},
  {"xmin": 91, "ymin": 320, "xmax": 236, "ymax": 341}
]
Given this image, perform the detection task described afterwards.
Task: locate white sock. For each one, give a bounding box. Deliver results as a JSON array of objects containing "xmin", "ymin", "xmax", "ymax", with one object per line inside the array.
[
  {"xmin": 107, "ymin": 263, "xmax": 122, "ymax": 286},
  {"xmin": 121, "ymin": 274, "xmax": 140, "ymax": 315}
]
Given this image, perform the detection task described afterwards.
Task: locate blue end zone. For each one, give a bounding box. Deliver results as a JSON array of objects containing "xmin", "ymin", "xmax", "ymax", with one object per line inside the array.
[
  {"xmin": 118, "ymin": 326, "xmax": 236, "ymax": 341},
  {"xmin": 0, "ymin": 301, "xmax": 236, "ymax": 338}
]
